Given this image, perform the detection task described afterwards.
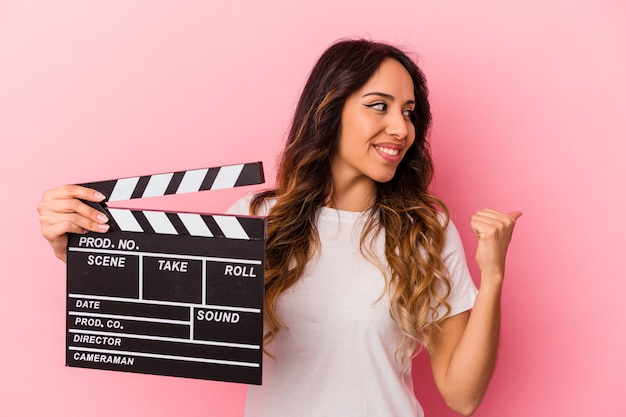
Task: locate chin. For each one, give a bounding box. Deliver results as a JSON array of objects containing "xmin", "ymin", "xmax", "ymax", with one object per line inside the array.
[{"xmin": 372, "ymin": 171, "xmax": 398, "ymax": 184}]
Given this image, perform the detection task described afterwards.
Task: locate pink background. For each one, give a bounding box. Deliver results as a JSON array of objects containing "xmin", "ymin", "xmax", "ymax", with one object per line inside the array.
[{"xmin": 1, "ymin": 1, "xmax": 625, "ymax": 416}]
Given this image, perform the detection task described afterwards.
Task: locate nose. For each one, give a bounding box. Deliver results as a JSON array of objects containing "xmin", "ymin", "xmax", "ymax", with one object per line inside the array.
[{"xmin": 385, "ymin": 109, "xmax": 410, "ymax": 140}]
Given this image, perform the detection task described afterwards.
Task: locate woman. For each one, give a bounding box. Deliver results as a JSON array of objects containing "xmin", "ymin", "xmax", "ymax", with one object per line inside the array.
[{"xmin": 38, "ymin": 39, "xmax": 521, "ymax": 416}]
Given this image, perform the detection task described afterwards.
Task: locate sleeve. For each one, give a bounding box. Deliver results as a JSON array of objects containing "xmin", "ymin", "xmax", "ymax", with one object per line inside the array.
[
  {"xmin": 226, "ymin": 193, "xmax": 273, "ymax": 216},
  {"xmin": 226, "ymin": 193, "xmax": 254, "ymax": 216},
  {"xmin": 431, "ymin": 218, "xmax": 478, "ymax": 320}
]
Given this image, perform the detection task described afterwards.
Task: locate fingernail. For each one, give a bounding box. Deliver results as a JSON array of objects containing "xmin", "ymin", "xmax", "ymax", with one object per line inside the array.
[
  {"xmin": 94, "ymin": 192, "xmax": 106, "ymax": 201},
  {"xmin": 97, "ymin": 224, "xmax": 110, "ymax": 232},
  {"xmin": 97, "ymin": 213, "xmax": 109, "ymax": 223}
]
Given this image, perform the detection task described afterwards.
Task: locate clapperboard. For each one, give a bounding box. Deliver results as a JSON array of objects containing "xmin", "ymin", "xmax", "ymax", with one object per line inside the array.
[{"xmin": 65, "ymin": 162, "xmax": 266, "ymax": 385}]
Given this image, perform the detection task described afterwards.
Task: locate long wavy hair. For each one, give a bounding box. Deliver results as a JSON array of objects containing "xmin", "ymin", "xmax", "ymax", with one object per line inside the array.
[{"xmin": 251, "ymin": 39, "xmax": 452, "ymax": 360}]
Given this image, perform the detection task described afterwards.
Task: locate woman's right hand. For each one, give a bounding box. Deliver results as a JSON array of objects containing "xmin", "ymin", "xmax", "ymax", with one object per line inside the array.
[{"xmin": 37, "ymin": 185, "xmax": 110, "ymax": 262}]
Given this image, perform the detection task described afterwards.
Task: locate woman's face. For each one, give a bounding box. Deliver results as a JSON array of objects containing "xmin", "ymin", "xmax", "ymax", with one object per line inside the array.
[{"xmin": 332, "ymin": 58, "xmax": 416, "ymax": 190}]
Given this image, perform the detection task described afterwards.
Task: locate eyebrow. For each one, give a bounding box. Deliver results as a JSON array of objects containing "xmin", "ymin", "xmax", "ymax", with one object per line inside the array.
[{"xmin": 362, "ymin": 91, "xmax": 416, "ymax": 105}]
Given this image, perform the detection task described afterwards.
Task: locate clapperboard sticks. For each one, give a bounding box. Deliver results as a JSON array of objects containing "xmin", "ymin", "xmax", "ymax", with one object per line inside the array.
[{"xmin": 66, "ymin": 162, "xmax": 266, "ymax": 384}]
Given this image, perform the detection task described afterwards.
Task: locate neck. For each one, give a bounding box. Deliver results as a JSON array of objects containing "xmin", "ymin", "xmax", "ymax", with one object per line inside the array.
[{"xmin": 326, "ymin": 179, "xmax": 377, "ymax": 212}]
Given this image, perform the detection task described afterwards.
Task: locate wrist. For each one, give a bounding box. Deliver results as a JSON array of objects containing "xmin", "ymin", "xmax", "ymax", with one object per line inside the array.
[{"xmin": 479, "ymin": 272, "xmax": 504, "ymax": 291}]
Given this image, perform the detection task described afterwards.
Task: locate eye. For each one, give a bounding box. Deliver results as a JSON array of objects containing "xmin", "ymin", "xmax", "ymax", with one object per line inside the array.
[
  {"xmin": 365, "ymin": 102, "xmax": 387, "ymax": 111},
  {"xmin": 403, "ymin": 109, "xmax": 416, "ymax": 120}
]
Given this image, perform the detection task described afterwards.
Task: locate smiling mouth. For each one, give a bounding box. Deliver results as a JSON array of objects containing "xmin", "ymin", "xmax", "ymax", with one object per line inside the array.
[{"xmin": 374, "ymin": 145, "xmax": 401, "ymax": 156}]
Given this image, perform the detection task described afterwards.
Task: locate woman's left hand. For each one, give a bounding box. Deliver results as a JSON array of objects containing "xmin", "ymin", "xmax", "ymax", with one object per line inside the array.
[{"xmin": 470, "ymin": 209, "xmax": 522, "ymax": 281}]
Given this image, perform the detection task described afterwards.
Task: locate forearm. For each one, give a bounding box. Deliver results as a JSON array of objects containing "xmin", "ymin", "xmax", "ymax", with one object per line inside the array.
[
  {"xmin": 432, "ymin": 209, "xmax": 520, "ymax": 415},
  {"xmin": 439, "ymin": 276, "xmax": 503, "ymax": 414}
]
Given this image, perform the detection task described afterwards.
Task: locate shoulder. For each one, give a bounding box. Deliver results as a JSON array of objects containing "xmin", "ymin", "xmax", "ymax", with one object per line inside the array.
[
  {"xmin": 428, "ymin": 211, "xmax": 463, "ymax": 253},
  {"xmin": 226, "ymin": 193, "xmax": 275, "ymax": 216},
  {"xmin": 440, "ymin": 216, "xmax": 468, "ymax": 262}
]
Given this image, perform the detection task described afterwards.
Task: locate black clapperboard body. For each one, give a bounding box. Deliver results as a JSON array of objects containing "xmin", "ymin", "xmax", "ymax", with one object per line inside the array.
[{"xmin": 66, "ymin": 162, "xmax": 265, "ymax": 384}]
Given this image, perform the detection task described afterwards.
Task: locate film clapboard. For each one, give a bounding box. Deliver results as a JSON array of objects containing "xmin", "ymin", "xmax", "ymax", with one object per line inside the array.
[{"xmin": 66, "ymin": 162, "xmax": 266, "ymax": 385}]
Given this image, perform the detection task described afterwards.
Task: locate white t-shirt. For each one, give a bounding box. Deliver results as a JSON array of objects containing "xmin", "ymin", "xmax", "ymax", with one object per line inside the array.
[{"xmin": 228, "ymin": 195, "xmax": 478, "ymax": 417}]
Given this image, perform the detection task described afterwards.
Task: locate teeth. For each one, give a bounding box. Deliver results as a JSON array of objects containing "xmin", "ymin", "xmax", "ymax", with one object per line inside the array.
[{"xmin": 376, "ymin": 146, "xmax": 400, "ymax": 156}]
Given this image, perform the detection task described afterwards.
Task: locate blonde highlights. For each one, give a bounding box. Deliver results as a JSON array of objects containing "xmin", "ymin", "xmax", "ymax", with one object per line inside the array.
[{"xmin": 372, "ymin": 196, "xmax": 452, "ymax": 361}]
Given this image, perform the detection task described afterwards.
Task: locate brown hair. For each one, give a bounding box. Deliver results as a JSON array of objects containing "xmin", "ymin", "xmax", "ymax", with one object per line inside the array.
[{"xmin": 251, "ymin": 38, "xmax": 452, "ymax": 359}]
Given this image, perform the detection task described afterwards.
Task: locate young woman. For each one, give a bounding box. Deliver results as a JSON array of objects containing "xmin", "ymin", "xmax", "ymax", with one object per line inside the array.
[{"xmin": 38, "ymin": 39, "xmax": 521, "ymax": 417}]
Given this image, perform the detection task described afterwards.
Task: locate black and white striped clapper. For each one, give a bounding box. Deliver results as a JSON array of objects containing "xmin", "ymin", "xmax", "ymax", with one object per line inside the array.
[{"xmin": 65, "ymin": 162, "xmax": 266, "ymax": 385}]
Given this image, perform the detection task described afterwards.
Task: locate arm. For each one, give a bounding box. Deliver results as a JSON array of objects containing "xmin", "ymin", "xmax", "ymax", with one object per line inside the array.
[
  {"xmin": 428, "ymin": 209, "xmax": 522, "ymax": 416},
  {"xmin": 37, "ymin": 185, "xmax": 111, "ymax": 262}
]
